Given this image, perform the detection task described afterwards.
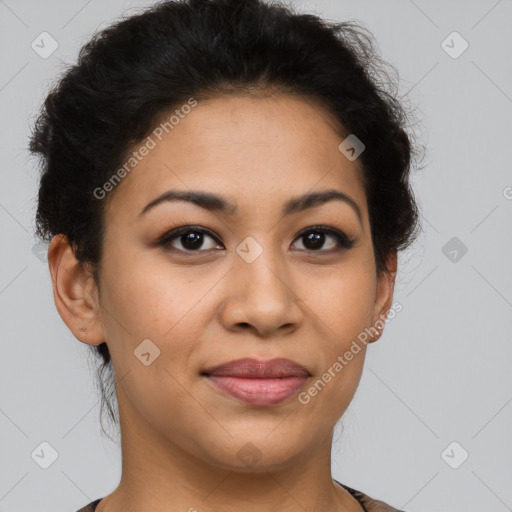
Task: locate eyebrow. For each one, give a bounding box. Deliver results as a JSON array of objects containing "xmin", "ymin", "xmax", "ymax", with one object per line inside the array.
[{"xmin": 139, "ymin": 188, "xmax": 363, "ymax": 226}]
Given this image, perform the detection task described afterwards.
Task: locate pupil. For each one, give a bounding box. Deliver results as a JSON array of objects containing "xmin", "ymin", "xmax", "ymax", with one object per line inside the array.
[
  {"xmin": 304, "ymin": 232, "xmax": 323, "ymax": 249},
  {"xmin": 182, "ymin": 232, "xmax": 203, "ymax": 250}
]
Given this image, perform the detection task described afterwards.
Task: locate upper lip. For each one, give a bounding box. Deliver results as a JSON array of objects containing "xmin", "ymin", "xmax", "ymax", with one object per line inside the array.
[{"xmin": 202, "ymin": 358, "xmax": 311, "ymax": 378}]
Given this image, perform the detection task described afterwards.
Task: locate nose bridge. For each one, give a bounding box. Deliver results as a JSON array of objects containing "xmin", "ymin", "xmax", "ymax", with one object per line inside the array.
[
  {"xmin": 235, "ymin": 232, "xmax": 291, "ymax": 299},
  {"xmin": 220, "ymin": 232, "xmax": 303, "ymax": 335}
]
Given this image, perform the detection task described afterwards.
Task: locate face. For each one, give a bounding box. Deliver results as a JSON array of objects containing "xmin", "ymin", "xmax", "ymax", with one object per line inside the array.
[{"xmin": 52, "ymin": 93, "xmax": 395, "ymax": 473}]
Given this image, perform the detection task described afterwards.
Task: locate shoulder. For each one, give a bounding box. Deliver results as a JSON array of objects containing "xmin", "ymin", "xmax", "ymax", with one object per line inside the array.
[
  {"xmin": 336, "ymin": 480, "xmax": 406, "ymax": 512},
  {"xmin": 75, "ymin": 498, "xmax": 103, "ymax": 512}
]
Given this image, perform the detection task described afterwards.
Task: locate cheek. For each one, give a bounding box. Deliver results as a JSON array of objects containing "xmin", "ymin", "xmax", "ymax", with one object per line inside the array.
[
  {"xmin": 303, "ymin": 265, "xmax": 375, "ymax": 393},
  {"xmin": 309, "ymin": 264, "xmax": 377, "ymax": 347},
  {"xmin": 96, "ymin": 253, "xmax": 206, "ymax": 377},
  {"xmin": 100, "ymin": 252, "xmax": 209, "ymax": 336},
  {"xmin": 96, "ymin": 258, "xmax": 209, "ymax": 419}
]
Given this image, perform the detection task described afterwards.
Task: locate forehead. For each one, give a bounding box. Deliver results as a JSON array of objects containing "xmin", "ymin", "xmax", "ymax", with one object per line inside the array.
[{"xmin": 107, "ymin": 93, "xmax": 367, "ymax": 219}]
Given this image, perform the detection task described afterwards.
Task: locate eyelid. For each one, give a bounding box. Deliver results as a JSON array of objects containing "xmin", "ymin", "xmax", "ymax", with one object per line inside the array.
[
  {"xmin": 155, "ymin": 224, "xmax": 357, "ymax": 253},
  {"xmin": 154, "ymin": 225, "xmax": 221, "ymax": 247},
  {"xmin": 294, "ymin": 224, "xmax": 357, "ymax": 247}
]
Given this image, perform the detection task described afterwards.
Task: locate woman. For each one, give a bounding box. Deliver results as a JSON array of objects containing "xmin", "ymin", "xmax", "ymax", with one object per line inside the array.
[{"xmin": 29, "ymin": 0, "xmax": 422, "ymax": 510}]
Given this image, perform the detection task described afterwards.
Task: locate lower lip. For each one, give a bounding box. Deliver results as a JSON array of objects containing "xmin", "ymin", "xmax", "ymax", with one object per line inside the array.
[{"xmin": 204, "ymin": 375, "xmax": 308, "ymax": 406}]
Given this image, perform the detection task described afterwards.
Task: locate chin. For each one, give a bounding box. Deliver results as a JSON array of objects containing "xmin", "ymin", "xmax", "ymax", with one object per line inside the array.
[{"xmin": 196, "ymin": 434, "xmax": 309, "ymax": 474}]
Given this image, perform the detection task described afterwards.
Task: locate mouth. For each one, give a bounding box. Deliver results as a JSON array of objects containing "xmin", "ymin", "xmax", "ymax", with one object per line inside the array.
[{"xmin": 201, "ymin": 358, "xmax": 311, "ymax": 406}]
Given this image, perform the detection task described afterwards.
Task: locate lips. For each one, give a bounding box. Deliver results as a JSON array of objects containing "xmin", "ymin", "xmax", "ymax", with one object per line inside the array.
[
  {"xmin": 202, "ymin": 358, "xmax": 310, "ymax": 406},
  {"xmin": 203, "ymin": 357, "xmax": 311, "ymax": 378}
]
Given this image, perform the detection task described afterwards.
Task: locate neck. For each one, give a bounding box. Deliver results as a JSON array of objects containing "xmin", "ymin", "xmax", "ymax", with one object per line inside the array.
[{"xmin": 97, "ymin": 398, "xmax": 362, "ymax": 512}]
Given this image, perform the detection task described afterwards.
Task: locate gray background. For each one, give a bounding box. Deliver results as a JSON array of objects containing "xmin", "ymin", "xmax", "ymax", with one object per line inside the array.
[{"xmin": 1, "ymin": 0, "xmax": 511, "ymax": 511}]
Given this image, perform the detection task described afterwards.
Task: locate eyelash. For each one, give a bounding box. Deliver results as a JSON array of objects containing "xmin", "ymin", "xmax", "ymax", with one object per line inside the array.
[{"xmin": 155, "ymin": 225, "xmax": 357, "ymax": 255}]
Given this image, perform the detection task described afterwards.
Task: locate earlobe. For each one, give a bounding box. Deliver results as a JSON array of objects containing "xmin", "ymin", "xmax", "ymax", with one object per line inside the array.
[
  {"xmin": 47, "ymin": 234, "xmax": 106, "ymax": 345},
  {"xmin": 369, "ymin": 251, "xmax": 398, "ymax": 343}
]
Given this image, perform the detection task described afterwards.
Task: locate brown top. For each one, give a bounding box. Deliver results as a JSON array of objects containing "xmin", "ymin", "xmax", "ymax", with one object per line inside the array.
[{"xmin": 75, "ymin": 481, "xmax": 405, "ymax": 512}]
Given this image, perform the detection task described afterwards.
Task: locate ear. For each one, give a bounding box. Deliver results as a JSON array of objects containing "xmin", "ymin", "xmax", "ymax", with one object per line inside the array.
[
  {"xmin": 369, "ymin": 251, "xmax": 397, "ymax": 343},
  {"xmin": 47, "ymin": 234, "xmax": 106, "ymax": 345}
]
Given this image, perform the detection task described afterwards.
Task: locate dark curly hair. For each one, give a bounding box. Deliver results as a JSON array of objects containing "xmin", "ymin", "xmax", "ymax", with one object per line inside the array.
[{"xmin": 28, "ymin": 0, "xmax": 424, "ymax": 441}]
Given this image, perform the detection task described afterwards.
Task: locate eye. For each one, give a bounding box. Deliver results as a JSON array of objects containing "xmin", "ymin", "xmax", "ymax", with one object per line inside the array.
[
  {"xmin": 156, "ymin": 226, "xmax": 222, "ymax": 252},
  {"xmin": 156, "ymin": 224, "xmax": 356, "ymax": 255},
  {"xmin": 291, "ymin": 225, "xmax": 356, "ymax": 252}
]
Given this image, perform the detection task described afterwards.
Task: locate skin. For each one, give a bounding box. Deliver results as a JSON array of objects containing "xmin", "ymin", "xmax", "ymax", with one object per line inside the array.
[{"xmin": 48, "ymin": 92, "xmax": 397, "ymax": 512}]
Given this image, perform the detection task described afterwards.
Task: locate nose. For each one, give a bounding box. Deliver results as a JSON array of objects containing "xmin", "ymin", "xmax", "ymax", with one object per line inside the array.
[{"xmin": 218, "ymin": 246, "xmax": 304, "ymax": 338}]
